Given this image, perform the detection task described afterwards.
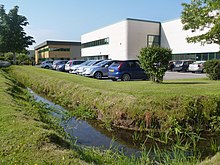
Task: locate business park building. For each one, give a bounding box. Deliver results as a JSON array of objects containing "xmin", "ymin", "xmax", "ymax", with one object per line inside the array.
[
  {"xmin": 35, "ymin": 41, "xmax": 81, "ymax": 64},
  {"xmin": 81, "ymin": 18, "xmax": 220, "ymax": 61}
]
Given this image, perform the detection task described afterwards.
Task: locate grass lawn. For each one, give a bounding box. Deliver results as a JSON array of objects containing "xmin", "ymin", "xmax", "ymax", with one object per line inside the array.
[
  {"xmin": 8, "ymin": 66, "xmax": 220, "ymax": 131},
  {"xmin": 2, "ymin": 66, "xmax": 220, "ymax": 164},
  {"xmin": 0, "ymin": 69, "xmax": 86, "ymax": 164},
  {"xmin": 12, "ymin": 66, "xmax": 220, "ymax": 98}
]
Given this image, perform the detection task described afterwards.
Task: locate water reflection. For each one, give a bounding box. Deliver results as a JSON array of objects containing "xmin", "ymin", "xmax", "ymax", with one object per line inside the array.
[{"xmin": 28, "ymin": 88, "xmax": 141, "ymax": 156}]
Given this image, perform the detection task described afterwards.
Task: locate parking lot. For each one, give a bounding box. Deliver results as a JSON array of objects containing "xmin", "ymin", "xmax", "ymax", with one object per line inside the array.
[{"xmin": 164, "ymin": 71, "xmax": 207, "ymax": 80}]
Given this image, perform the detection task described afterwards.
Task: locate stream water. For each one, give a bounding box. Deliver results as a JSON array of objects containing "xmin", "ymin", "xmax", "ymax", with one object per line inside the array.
[
  {"xmin": 28, "ymin": 88, "xmax": 141, "ymax": 156},
  {"xmin": 28, "ymin": 88, "xmax": 220, "ymax": 159}
]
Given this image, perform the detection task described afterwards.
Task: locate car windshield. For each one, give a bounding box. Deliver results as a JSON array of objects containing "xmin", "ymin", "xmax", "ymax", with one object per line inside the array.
[
  {"xmin": 94, "ymin": 60, "xmax": 109, "ymax": 66},
  {"xmin": 88, "ymin": 60, "xmax": 100, "ymax": 66},
  {"xmin": 175, "ymin": 61, "xmax": 183, "ymax": 65},
  {"xmin": 81, "ymin": 60, "xmax": 93, "ymax": 66}
]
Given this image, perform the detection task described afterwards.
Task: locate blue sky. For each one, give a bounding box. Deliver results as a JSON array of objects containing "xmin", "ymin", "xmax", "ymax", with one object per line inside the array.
[{"xmin": 0, "ymin": 0, "xmax": 191, "ymax": 49}]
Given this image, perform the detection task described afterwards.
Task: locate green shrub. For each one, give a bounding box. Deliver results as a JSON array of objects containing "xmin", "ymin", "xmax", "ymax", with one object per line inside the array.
[
  {"xmin": 138, "ymin": 46, "xmax": 172, "ymax": 83},
  {"xmin": 204, "ymin": 60, "xmax": 220, "ymax": 80}
]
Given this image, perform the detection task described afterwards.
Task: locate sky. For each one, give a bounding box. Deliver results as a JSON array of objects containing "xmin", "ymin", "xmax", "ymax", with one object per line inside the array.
[{"xmin": 0, "ymin": 0, "xmax": 191, "ymax": 50}]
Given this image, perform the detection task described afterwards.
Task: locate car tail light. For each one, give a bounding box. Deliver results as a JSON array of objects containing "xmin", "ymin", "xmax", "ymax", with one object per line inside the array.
[{"xmin": 118, "ymin": 62, "xmax": 123, "ymax": 70}]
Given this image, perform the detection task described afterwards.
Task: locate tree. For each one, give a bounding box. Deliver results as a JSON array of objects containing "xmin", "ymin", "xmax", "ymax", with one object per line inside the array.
[
  {"xmin": 0, "ymin": 5, "xmax": 7, "ymax": 53},
  {"xmin": 181, "ymin": 0, "xmax": 220, "ymax": 46},
  {"xmin": 0, "ymin": 5, "xmax": 35, "ymax": 64},
  {"xmin": 138, "ymin": 47, "xmax": 172, "ymax": 83}
]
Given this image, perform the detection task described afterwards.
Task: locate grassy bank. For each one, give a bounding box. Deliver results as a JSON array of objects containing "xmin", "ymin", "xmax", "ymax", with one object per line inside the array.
[
  {"xmin": 9, "ymin": 66, "xmax": 220, "ymax": 133},
  {"xmin": 1, "ymin": 68, "xmax": 157, "ymax": 164},
  {"xmin": 0, "ymin": 69, "xmax": 86, "ymax": 164},
  {"xmin": 2, "ymin": 66, "xmax": 220, "ymax": 164}
]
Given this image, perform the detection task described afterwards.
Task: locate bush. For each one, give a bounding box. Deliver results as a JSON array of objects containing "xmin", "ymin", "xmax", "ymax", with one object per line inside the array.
[
  {"xmin": 204, "ymin": 60, "xmax": 220, "ymax": 80},
  {"xmin": 138, "ymin": 46, "xmax": 172, "ymax": 83}
]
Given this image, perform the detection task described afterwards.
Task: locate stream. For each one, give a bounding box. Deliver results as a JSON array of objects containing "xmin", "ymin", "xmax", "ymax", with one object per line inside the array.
[
  {"xmin": 28, "ymin": 88, "xmax": 141, "ymax": 156},
  {"xmin": 28, "ymin": 88, "xmax": 220, "ymax": 159}
]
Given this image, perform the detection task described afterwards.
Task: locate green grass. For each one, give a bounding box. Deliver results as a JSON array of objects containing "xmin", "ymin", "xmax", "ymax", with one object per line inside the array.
[
  {"xmin": 8, "ymin": 66, "xmax": 220, "ymax": 132},
  {"xmin": 2, "ymin": 66, "xmax": 220, "ymax": 164},
  {"xmin": 0, "ymin": 68, "xmax": 155, "ymax": 164},
  {"xmin": 0, "ymin": 69, "xmax": 87, "ymax": 164}
]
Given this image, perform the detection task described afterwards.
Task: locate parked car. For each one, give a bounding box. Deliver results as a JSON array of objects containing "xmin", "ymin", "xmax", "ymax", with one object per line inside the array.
[
  {"xmin": 188, "ymin": 61, "xmax": 206, "ymax": 73},
  {"xmin": 108, "ymin": 60, "xmax": 148, "ymax": 81},
  {"xmin": 64, "ymin": 60, "xmax": 85, "ymax": 72},
  {"xmin": 82, "ymin": 60, "xmax": 118, "ymax": 79},
  {"xmin": 56, "ymin": 60, "xmax": 69, "ymax": 71},
  {"xmin": 173, "ymin": 60, "xmax": 195, "ymax": 72},
  {"xmin": 76, "ymin": 60, "xmax": 103, "ymax": 75},
  {"xmin": 40, "ymin": 60, "xmax": 53, "ymax": 69},
  {"xmin": 51, "ymin": 60, "xmax": 68, "ymax": 71},
  {"xmin": 0, "ymin": 60, "xmax": 11, "ymax": 68},
  {"xmin": 69, "ymin": 60, "xmax": 92, "ymax": 74},
  {"xmin": 168, "ymin": 60, "xmax": 177, "ymax": 71}
]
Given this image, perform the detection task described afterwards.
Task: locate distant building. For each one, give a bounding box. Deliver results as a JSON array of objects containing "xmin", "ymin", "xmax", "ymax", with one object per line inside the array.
[
  {"xmin": 34, "ymin": 41, "xmax": 81, "ymax": 64},
  {"xmin": 27, "ymin": 50, "xmax": 35, "ymax": 58},
  {"xmin": 81, "ymin": 18, "xmax": 220, "ymax": 61}
]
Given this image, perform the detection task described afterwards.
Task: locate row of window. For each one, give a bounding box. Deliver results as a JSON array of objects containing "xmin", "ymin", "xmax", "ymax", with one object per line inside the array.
[
  {"xmin": 173, "ymin": 52, "xmax": 220, "ymax": 61},
  {"xmin": 38, "ymin": 47, "xmax": 70, "ymax": 53},
  {"xmin": 82, "ymin": 38, "xmax": 109, "ymax": 48}
]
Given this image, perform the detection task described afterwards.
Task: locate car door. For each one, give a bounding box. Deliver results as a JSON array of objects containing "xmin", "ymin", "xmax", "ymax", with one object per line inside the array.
[{"xmin": 101, "ymin": 61, "xmax": 115, "ymax": 77}]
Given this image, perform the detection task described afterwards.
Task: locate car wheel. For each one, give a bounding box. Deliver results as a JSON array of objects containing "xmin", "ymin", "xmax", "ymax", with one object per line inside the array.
[
  {"xmin": 121, "ymin": 73, "xmax": 131, "ymax": 81},
  {"xmin": 45, "ymin": 65, "xmax": 49, "ymax": 69},
  {"xmin": 111, "ymin": 78, "xmax": 117, "ymax": 81},
  {"xmin": 94, "ymin": 71, "xmax": 102, "ymax": 79}
]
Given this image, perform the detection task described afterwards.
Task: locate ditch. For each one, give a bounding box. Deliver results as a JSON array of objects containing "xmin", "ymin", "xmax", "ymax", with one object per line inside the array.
[{"xmin": 28, "ymin": 88, "xmax": 220, "ymax": 160}]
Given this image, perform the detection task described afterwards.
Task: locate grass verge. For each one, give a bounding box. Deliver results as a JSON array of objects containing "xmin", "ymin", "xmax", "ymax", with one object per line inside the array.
[
  {"xmin": 8, "ymin": 66, "xmax": 220, "ymax": 133},
  {"xmin": 0, "ymin": 69, "xmax": 87, "ymax": 164},
  {"xmin": 1, "ymin": 66, "xmax": 220, "ymax": 164}
]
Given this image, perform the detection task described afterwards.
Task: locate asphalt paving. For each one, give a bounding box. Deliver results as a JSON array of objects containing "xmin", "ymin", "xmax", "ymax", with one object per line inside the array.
[{"xmin": 164, "ymin": 71, "xmax": 207, "ymax": 80}]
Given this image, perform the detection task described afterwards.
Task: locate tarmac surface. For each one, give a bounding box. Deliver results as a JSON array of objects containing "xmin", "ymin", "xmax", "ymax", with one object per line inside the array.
[{"xmin": 164, "ymin": 71, "xmax": 207, "ymax": 80}]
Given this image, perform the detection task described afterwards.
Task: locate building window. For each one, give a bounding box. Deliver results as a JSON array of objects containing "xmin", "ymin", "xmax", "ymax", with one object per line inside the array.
[
  {"xmin": 49, "ymin": 48, "xmax": 70, "ymax": 51},
  {"xmin": 173, "ymin": 52, "xmax": 220, "ymax": 61},
  {"xmin": 147, "ymin": 35, "xmax": 160, "ymax": 47},
  {"xmin": 82, "ymin": 37, "xmax": 109, "ymax": 48},
  {"xmin": 38, "ymin": 48, "xmax": 49, "ymax": 53}
]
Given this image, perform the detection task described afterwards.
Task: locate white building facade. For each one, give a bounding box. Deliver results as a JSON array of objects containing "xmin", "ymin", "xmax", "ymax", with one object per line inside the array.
[
  {"xmin": 81, "ymin": 18, "xmax": 220, "ymax": 61},
  {"xmin": 161, "ymin": 19, "xmax": 220, "ymax": 60},
  {"xmin": 81, "ymin": 18, "xmax": 161, "ymax": 60}
]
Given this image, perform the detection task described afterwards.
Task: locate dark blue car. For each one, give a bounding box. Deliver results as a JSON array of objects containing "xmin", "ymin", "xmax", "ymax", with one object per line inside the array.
[{"xmin": 108, "ymin": 60, "xmax": 148, "ymax": 81}]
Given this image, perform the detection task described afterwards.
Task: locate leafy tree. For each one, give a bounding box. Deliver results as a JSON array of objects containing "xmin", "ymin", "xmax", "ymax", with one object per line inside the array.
[
  {"xmin": 138, "ymin": 47, "xmax": 172, "ymax": 83},
  {"xmin": 0, "ymin": 5, "xmax": 7, "ymax": 53},
  {"xmin": 181, "ymin": 0, "xmax": 220, "ymax": 46},
  {"xmin": 0, "ymin": 5, "xmax": 35, "ymax": 64}
]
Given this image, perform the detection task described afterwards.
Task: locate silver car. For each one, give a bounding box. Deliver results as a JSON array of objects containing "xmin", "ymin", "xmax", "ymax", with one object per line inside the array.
[
  {"xmin": 0, "ymin": 60, "xmax": 11, "ymax": 67},
  {"xmin": 82, "ymin": 60, "xmax": 117, "ymax": 79},
  {"xmin": 40, "ymin": 60, "xmax": 53, "ymax": 69},
  {"xmin": 76, "ymin": 60, "xmax": 103, "ymax": 75},
  {"xmin": 64, "ymin": 60, "xmax": 85, "ymax": 72},
  {"xmin": 69, "ymin": 60, "xmax": 91, "ymax": 74}
]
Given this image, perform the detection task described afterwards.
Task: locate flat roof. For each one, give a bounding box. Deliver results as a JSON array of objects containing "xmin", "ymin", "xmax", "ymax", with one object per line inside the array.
[
  {"xmin": 126, "ymin": 18, "xmax": 161, "ymax": 24},
  {"xmin": 34, "ymin": 40, "xmax": 81, "ymax": 50}
]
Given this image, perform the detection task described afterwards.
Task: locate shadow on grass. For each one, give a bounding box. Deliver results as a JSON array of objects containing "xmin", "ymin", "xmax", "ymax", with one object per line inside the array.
[
  {"xmin": 163, "ymin": 81, "xmax": 209, "ymax": 85},
  {"xmin": 1, "ymin": 68, "xmax": 26, "ymax": 100}
]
